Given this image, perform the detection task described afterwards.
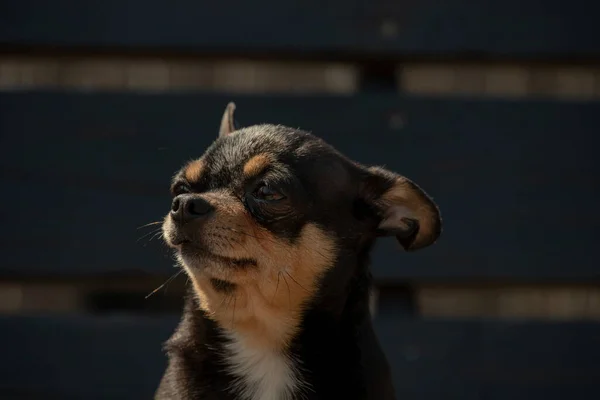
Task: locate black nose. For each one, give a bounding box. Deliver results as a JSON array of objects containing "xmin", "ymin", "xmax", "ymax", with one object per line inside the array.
[{"xmin": 170, "ymin": 194, "xmax": 214, "ymax": 223}]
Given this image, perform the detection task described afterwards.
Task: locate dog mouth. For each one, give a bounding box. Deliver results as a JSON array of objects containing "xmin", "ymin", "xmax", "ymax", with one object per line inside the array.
[
  {"xmin": 163, "ymin": 220, "xmax": 257, "ymax": 269},
  {"xmin": 178, "ymin": 241, "xmax": 258, "ymax": 269}
]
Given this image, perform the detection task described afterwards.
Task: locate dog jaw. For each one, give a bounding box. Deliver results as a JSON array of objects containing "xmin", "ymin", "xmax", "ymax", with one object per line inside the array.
[
  {"xmin": 179, "ymin": 223, "xmax": 337, "ymax": 350},
  {"xmin": 167, "ymin": 222, "xmax": 335, "ymax": 400}
]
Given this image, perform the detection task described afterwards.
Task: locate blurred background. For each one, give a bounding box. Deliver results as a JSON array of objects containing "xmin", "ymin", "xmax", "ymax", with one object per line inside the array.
[{"xmin": 0, "ymin": 0, "xmax": 599, "ymax": 399}]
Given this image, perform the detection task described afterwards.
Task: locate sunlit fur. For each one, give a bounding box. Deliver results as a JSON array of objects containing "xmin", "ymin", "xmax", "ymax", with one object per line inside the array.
[
  {"xmin": 164, "ymin": 206, "xmax": 336, "ymax": 350},
  {"xmin": 156, "ymin": 111, "xmax": 441, "ymax": 400},
  {"xmin": 162, "ymin": 189, "xmax": 336, "ymax": 399}
]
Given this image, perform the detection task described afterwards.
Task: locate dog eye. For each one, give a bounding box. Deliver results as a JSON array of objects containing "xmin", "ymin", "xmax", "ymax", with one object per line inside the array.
[
  {"xmin": 253, "ymin": 184, "xmax": 285, "ymax": 201},
  {"xmin": 172, "ymin": 183, "xmax": 190, "ymax": 196}
]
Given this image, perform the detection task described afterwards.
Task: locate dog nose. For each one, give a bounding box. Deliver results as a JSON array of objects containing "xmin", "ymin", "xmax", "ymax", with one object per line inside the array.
[{"xmin": 171, "ymin": 194, "xmax": 214, "ymax": 223}]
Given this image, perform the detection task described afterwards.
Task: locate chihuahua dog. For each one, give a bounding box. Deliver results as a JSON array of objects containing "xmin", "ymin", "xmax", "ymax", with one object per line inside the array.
[{"xmin": 156, "ymin": 103, "xmax": 441, "ymax": 400}]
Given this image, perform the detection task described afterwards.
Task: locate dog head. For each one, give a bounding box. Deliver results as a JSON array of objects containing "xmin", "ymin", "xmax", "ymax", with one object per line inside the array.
[{"xmin": 162, "ymin": 103, "xmax": 441, "ymax": 348}]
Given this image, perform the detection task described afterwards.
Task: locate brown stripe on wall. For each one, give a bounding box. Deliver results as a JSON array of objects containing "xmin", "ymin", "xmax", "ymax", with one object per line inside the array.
[
  {"xmin": 417, "ymin": 284, "xmax": 600, "ymax": 320},
  {"xmin": 0, "ymin": 56, "xmax": 358, "ymax": 94},
  {"xmin": 400, "ymin": 63, "xmax": 600, "ymax": 100}
]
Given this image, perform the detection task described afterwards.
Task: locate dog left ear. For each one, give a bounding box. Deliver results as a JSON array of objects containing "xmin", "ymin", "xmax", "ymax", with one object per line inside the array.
[
  {"xmin": 362, "ymin": 166, "xmax": 442, "ymax": 252},
  {"xmin": 218, "ymin": 102, "xmax": 238, "ymax": 138}
]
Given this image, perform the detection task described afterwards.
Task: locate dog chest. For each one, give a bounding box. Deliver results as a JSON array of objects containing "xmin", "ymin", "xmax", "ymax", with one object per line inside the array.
[{"xmin": 223, "ymin": 332, "xmax": 302, "ymax": 400}]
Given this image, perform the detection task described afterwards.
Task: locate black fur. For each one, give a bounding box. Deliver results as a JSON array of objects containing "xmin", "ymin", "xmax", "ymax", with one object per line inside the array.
[{"xmin": 156, "ymin": 115, "xmax": 440, "ymax": 399}]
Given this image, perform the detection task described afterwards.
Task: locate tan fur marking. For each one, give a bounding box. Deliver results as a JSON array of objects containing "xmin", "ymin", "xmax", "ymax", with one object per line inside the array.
[
  {"xmin": 381, "ymin": 177, "xmax": 438, "ymax": 249},
  {"xmin": 175, "ymin": 192, "xmax": 336, "ymax": 350},
  {"xmin": 243, "ymin": 154, "xmax": 272, "ymax": 178},
  {"xmin": 184, "ymin": 160, "xmax": 204, "ymax": 182},
  {"xmin": 189, "ymin": 224, "xmax": 334, "ymax": 349}
]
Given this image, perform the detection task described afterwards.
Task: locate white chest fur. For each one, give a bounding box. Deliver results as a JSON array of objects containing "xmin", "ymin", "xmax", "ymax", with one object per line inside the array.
[{"xmin": 224, "ymin": 332, "xmax": 301, "ymax": 400}]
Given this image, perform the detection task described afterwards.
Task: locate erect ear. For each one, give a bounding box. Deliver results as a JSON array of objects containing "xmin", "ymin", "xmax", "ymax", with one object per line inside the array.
[
  {"xmin": 362, "ymin": 166, "xmax": 442, "ymax": 252},
  {"xmin": 218, "ymin": 102, "xmax": 238, "ymax": 138}
]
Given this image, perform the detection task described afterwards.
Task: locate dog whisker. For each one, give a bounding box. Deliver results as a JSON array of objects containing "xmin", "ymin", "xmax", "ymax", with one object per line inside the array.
[
  {"xmin": 137, "ymin": 221, "xmax": 163, "ymax": 229},
  {"xmin": 145, "ymin": 269, "xmax": 184, "ymax": 299},
  {"xmin": 218, "ymin": 291, "xmax": 232, "ymax": 310},
  {"xmin": 219, "ymin": 226, "xmax": 296, "ymax": 258},
  {"xmin": 149, "ymin": 231, "xmax": 164, "ymax": 242},
  {"xmin": 272, "ymin": 271, "xmax": 282, "ymax": 302},
  {"xmin": 248, "ymin": 290, "xmax": 257, "ymax": 316},
  {"xmin": 220, "ymin": 225, "xmax": 331, "ymax": 262},
  {"xmin": 137, "ymin": 228, "xmax": 162, "ymax": 243},
  {"xmin": 213, "ymin": 229, "xmax": 256, "ymax": 258},
  {"xmin": 231, "ymin": 295, "xmax": 237, "ymax": 327},
  {"xmin": 283, "ymin": 270, "xmax": 309, "ymax": 293},
  {"xmin": 281, "ymin": 272, "xmax": 292, "ymax": 309}
]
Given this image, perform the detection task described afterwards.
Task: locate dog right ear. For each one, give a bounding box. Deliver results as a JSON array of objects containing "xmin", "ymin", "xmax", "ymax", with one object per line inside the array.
[
  {"xmin": 361, "ymin": 166, "xmax": 442, "ymax": 252},
  {"xmin": 218, "ymin": 102, "xmax": 238, "ymax": 138}
]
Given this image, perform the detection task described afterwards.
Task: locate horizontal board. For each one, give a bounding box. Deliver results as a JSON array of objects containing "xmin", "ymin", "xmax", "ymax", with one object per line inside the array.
[
  {"xmin": 375, "ymin": 314, "xmax": 600, "ymax": 400},
  {"xmin": 0, "ymin": 0, "xmax": 598, "ymax": 59},
  {"xmin": 1, "ymin": 313, "xmax": 599, "ymax": 399},
  {"xmin": 1, "ymin": 92, "xmax": 599, "ymax": 280},
  {"xmin": 0, "ymin": 314, "xmax": 178, "ymax": 400}
]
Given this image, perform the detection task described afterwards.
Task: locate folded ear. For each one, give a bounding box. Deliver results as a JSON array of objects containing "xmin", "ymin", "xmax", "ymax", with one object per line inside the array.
[
  {"xmin": 362, "ymin": 166, "xmax": 441, "ymax": 251},
  {"xmin": 218, "ymin": 102, "xmax": 238, "ymax": 138}
]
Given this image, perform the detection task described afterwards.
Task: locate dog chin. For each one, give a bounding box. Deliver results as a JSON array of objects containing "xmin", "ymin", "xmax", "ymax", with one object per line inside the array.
[
  {"xmin": 176, "ymin": 250, "xmax": 204, "ymax": 270},
  {"xmin": 176, "ymin": 250, "xmax": 239, "ymax": 285},
  {"xmin": 161, "ymin": 219, "xmax": 191, "ymax": 249}
]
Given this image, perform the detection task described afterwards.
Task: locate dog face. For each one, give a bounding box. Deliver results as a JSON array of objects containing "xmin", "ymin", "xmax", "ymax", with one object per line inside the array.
[{"xmin": 162, "ymin": 103, "xmax": 441, "ymax": 348}]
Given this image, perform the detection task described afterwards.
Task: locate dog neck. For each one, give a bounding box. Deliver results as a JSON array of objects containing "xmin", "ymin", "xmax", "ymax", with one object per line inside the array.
[{"xmin": 165, "ymin": 247, "xmax": 377, "ymax": 400}]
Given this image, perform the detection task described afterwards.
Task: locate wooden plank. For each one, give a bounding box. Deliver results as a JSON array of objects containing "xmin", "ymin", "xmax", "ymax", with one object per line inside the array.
[
  {"xmin": 0, "ymin": 56, "xmax": 359, "ymax": 93},
  {"xmin": 0, "ymin": 0, "xmax": 598, "ymax": 59},
  {"xmin": 1, "ymin": 314, "xmax": 599, "ymax": 399},
  {"xmin": 417, "ymin": 285, "xmax": 600, "ymax": 319},
  {"xmin": 0, "ymin": 314, "xmax": 178, "ymax": 399},
  {"xmin": 0, "ymin": 92, "xmax": 598, "ymax": 280},
  {"xmin": 374, "ymin": 313, "xmax": 600, "ymax": 399},
  {"xmin": 0, "ymin": 278, "xmax": 186, "ymax": 314}
]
